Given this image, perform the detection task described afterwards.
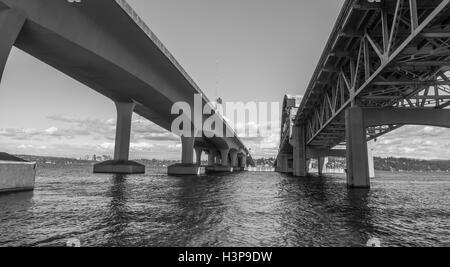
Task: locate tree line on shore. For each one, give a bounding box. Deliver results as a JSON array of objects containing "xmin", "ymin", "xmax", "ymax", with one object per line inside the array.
[
  {"xmin": 327, "ymin": 157, "xmax": 450, "ymax": 172},
  {"xmin": 253, "ymin": 157, "xmax": 450, "ymax": 172},
  {"xmin": 13, "ymin": 154, "xmax": 450, "ymax": 172}
]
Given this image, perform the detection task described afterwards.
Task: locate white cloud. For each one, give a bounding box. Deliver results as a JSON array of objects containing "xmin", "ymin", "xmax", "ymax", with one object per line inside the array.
[
  {"xmin": 45, "ymin": 126, "xmax": 58, "ymax": 134},
  {"xmin": 373, "ymin": 125, "xmax": 450, "ymax": 160},
  {"xmin": 99, "ymin": 143, "xmax": 114, "ymax": 150},
  {"xmin": 18, "ymin": 144, "xmax": 33, "ymax": 149},
  {"xmin": 130, "ymin": 142, "xmax": 154, "ymax": 151}
]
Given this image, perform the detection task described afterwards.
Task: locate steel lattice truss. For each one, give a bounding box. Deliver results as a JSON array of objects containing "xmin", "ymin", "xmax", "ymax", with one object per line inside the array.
[{"xmin": 295, "ymin": 0, "xmax": 450, "ymax": 149}]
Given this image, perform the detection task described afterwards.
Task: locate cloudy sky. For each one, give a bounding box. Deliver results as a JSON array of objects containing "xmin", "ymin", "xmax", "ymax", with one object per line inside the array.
[{"xmin": 0, "ymin": 0, "xmax": 446, "ymax": 160}]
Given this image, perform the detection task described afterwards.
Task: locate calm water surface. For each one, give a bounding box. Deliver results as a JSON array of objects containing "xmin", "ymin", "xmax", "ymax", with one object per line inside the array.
[{"xmin": 0, "ymin": 164, "xmax": 449, "ymax": 247}]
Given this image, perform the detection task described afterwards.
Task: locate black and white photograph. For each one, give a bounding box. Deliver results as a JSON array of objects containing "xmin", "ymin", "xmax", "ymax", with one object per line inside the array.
[{"xmin": 0, "ymin": 0, "xmax": 449, "ymax": 250}]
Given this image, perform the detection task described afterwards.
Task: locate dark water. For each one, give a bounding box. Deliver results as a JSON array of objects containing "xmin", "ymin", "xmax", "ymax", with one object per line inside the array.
[{"xmin": 0, "ymin": 164, "xmax": 449, "ymax": 247}]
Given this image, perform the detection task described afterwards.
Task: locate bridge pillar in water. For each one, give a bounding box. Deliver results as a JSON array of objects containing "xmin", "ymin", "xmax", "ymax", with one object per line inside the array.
[
  {"xmin": 230, "ymin": 150, "xmax": 238, "ymax": 168},
  {"xmin": 318, "ymin": 157, "xmax": 328, "ymax": 176},
  {"xmin": 181, "ymin": 137, "xmax": 195, "ymax": 164},
  {"xmin": 168, "ymin": 137, "xmax": 204, "ymax": 175},
  {"xmin": 239, "ymin": 155, "xmax": 247, "ymax": 170},
  {"xmin": 94, "ymin": 102, "xmax": 145, "ymax": 174},
  {"xmin": 207, "ymin": 149, "xmax": 216, "ymax": 166},
  {"xmin": 195, "ymin": 147, "xmax": 203, "ymax": 166},
  {"xmin": 206, "ymin": 148, "xmax": 234, "ymax": 173},
  {"xmin": 276, "ymin": 154, "xmax": 291, "ymax": 173},
  {"xmin": 367, "ymin": 140, "xmax": 376, "ymax": 179},
  {"xmin": 345, "ymin": 108, "xmax": 370, "ymax": 188},
  {"xmin": 292, "ymin": 126, "xmax": 307, "ymax": 177},
  {"xmin": 345, "ymin": 107, "xmax": 450, "ymax": 185},
  {"xmin": 220, "ymin": 149, "xmax": 230, "ymax": 166},
  {"xmin": 0, "ymin": 8, "xmax": 26, "ymax": 83}
]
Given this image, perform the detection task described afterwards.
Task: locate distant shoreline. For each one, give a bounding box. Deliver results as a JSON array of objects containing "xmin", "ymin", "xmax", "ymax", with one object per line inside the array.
[
  {"xmin": 13, "ymin": 154, "xmax": 179, "ymax": 168},
  {"xmin": 10, "ymin": 154, "xmax": 450, "ymax": 173}
]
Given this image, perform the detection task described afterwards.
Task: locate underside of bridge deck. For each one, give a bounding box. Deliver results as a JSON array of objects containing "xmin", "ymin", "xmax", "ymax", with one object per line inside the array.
[
  {"xmin": 277, "ymin": 0, "xmax": 450, "ymax": 189},
  {"xmin": 0, "ymin": 0, "xmax": 253, "ymax": 176}
]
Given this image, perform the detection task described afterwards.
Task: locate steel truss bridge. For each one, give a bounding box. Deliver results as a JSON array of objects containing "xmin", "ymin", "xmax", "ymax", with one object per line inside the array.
[{"xmin": 277, "ymin": 0, "xmax": 450, "ymax": 188}]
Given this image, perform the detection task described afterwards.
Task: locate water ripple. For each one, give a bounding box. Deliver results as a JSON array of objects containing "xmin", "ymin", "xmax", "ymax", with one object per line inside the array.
[{"xmin": 0, "ymin": 165, "xmax": 448, "ymax": 247}]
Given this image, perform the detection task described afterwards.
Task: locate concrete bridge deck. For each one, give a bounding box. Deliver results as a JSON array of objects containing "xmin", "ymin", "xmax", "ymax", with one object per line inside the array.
[{"xmin": 0, "ymin": 0, "xmax": 253, "ymax": 175}]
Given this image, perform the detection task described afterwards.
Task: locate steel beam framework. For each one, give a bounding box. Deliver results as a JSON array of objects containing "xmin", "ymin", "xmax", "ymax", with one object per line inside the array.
[{"xmin": 295, "ymin": 0, "xmax": 450, "ymax": 148}]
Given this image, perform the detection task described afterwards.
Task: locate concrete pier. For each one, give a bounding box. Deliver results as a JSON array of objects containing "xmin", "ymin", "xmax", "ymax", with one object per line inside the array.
[
  {"xmin": 346, "ymin": 108, "xmax": 370, "ymax": 188},
  {"xmin": 168, "ymin": 137, "xmax": 204, "ymax": 175},
  {"xmin": 276, "ymin": 154, "xmax": 292, "ymax": 173},
  {"xmin": 368, "ymin": 140, "xmax": 376, "ymax": 179},
  {"xmin": 205, "ymin": 166, "xmax": 235, "ymax": 173},
  {"xmin": 168, "ymin": 136, "xmax": 250, "ymax": 175},
  {"xmin": 94, "ymin": 102, "xmax": 145, "ymax": 174},
  {"xmin": 168, "ymin": 164, "xmax": 206, "ymax": 175},
  {"xmin": 207, "ymin": 149, "xmax": 216, "ymax": 166},
  {"xmin": 220, "ymin": 149, "xmax": 230, "ymax": 166},
  {"xmin": 94, "ymin": 160, "xmax": 145, "ymax": 174},
  {"xmin": 292, "ymin": 126, "xmax": 307, "ymax": 177},
  {"xmin": 0, "ymin": 153, "xmax": 36, "ymax": 193},
  {"xmin": 239, "ymin": 154, "xmax": 248, "ymax": 171},
  {"xmin": 317, "ymin": 157, "xmax": 328, "ymax": 176}
]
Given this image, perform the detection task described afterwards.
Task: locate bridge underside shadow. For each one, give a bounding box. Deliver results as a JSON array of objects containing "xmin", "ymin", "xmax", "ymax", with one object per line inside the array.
[{"xmin": 278, "ymin": 107, "xmax": 450, "ymax": 188}]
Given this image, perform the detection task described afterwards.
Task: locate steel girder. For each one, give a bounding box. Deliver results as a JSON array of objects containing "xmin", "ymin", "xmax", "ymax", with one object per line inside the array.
[{"xmin": 295, "ymin": 0, "xmax": 450, "ymax": 149}]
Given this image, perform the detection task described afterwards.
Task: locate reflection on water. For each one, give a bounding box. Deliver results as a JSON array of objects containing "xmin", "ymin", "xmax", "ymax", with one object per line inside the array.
[
  {"xmin": 104, "ymin": 174, "xmax": 130, "ymax": 246},
  {"xmin": 0, "ymin": 165, "xmax": 449, "ymax": 247}
]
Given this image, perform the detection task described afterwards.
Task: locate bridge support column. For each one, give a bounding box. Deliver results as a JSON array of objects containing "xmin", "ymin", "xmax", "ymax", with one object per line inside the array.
[
  {"xmin": 195, "ymin": 147, "xmax": 203, "ymax": 166},
  {"xmin": 94, "ymin": 102, "xmax": 145, "ymax": 174},
  {"xmin": 168, "ymin": 137, "xmax": 204, "ymax": 175},
  {"xmin": 318, "ymin": 157, "xmax": 327, "ymax": 176},
  {"xmin": 207, "ymin": 149, "xmax": 216, "ymax": 166},
  {"xmin": 220, "ymin": 149, "xmax": 230, "ymax": 166},
  {"xmin": 346, "ymin": 108, "xmax": 370, "ymax": 188},
  {"xmin": 230, "ymin": 151, "xmax": 238, "ymax": 168},
  {"xmin": 206, "ymin": 148, "xmax": 234, "ymax": 173},
  {"xmin": 239, "ymin": 155, "xmax": 247, "ymax": 170},
  {"xmin": 276, "ymin": 154, "xmax": 291, "ymax": 173},
  {"xmin": 0, "ymin": 8, "xmax": 26, "ymax": 83},
  {"xmin": 292, "ymin": 126, "xmax": 307, "ymax": 177},
  {"xmin": 367, "ymin": 140, "xmax": 376, "ymax": 179},
  {"xmin": 181, "ymin": 137, "xmax": 195, "ymax": 164}
]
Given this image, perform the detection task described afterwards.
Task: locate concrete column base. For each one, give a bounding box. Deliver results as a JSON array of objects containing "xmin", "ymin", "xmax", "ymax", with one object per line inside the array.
[
  {"xmin": 167, "ymin": 163, "xmax": 205, "ymax": 176},
  {"xmin": 292, "ymin": 126, "xmax": 308, "ymax": 177},
  {"xmin": 0, "ymin": 160, "xmax": 36, "ymax": 194},
  {"xmin": 94, "ymin": 160, "xmax": 145, "ymax": 174},
  {"xmin": 206, "ymin": 166, "xmax": 234, "ymax": 173},
  {"xmin": 346, "ymin": 108, "xmax": 370, "ymax": 189},
  {"xmin": 276, "ymin": 154, "xmax": 292, "ymax": 173},
  {"xmin": 235, "ymin": 167, "xmax": 246, "ymax": 172}
]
